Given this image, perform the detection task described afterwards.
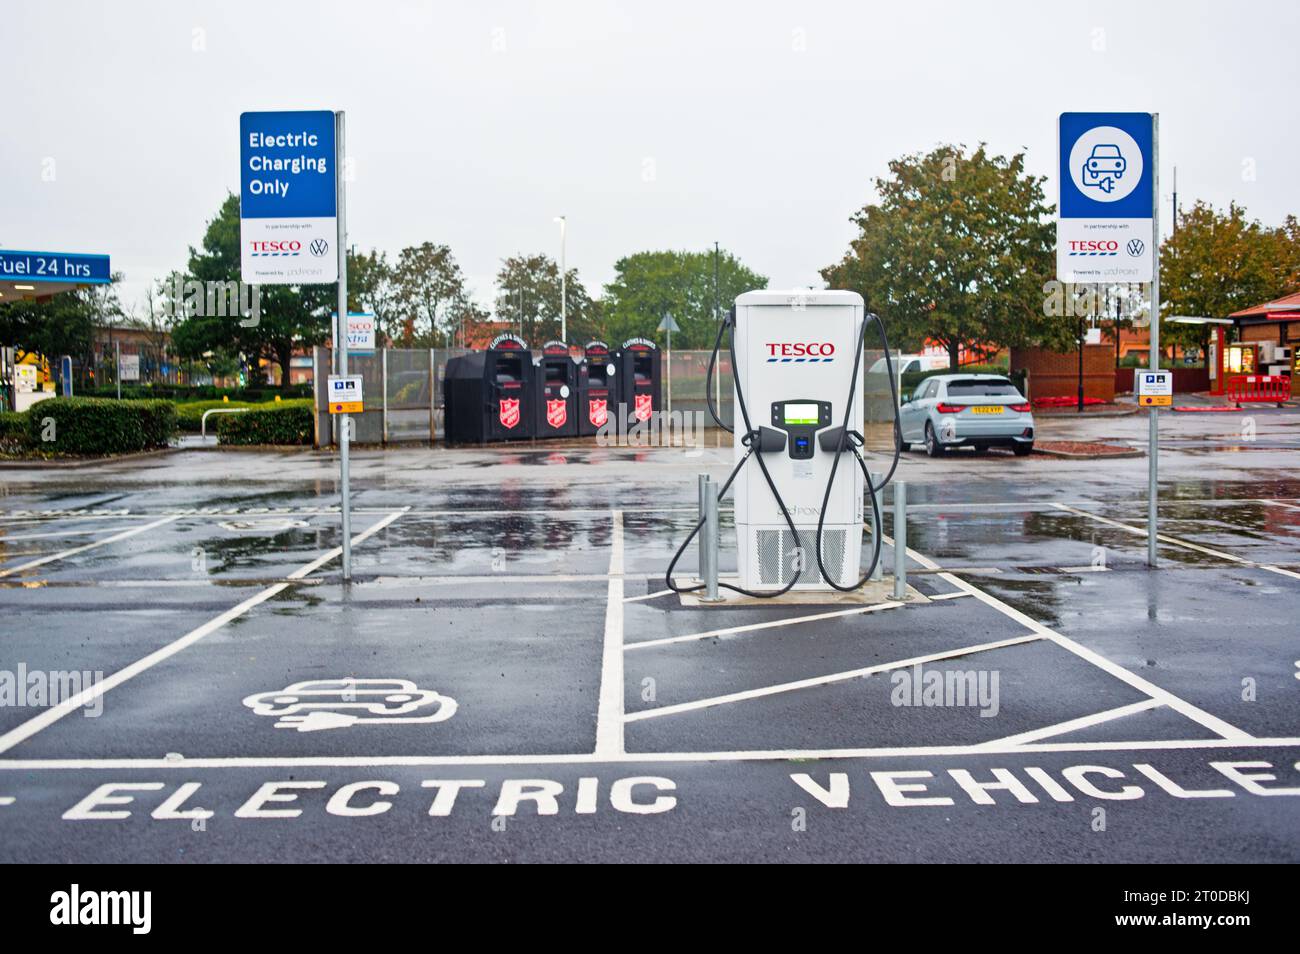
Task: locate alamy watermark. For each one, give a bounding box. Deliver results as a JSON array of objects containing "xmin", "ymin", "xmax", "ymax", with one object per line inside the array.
[
  {"xmin": 890, "ymin": 663, "xmax": 1000, "ymax": 717},
  {"xmin": 596, "ymin": 406, "xmax": 705, "ymax": 455},
  {"xmin": 0, "ymin": 664, "xmax": 104, "ymax": 717},
  {"xmin": 164, "ymin": 273, "xmax": 261, "ymax": 327}
]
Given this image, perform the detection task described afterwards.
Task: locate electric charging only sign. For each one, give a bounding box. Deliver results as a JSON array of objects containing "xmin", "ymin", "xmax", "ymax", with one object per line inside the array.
[
  {"xmin": 1057, "ymin": 112, "xmax": 1154, "ymax": 283},
  {"xmin": 239, "ymin": 110, "xmax": 338, "ymax": 285}
]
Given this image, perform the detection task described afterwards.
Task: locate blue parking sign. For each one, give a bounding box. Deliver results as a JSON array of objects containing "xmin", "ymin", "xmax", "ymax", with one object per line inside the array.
[{"xmin": 1057, "ymin": 112, "xmax": 1154, "ymax": 282}]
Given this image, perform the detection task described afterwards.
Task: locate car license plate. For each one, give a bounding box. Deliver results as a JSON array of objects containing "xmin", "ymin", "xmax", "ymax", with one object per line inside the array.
[{"xmin": 970, "ymin": 405, "xmax": 1003, "ymax": 414}]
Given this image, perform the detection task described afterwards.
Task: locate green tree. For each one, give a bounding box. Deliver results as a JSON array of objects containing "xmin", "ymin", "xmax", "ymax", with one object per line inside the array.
[
  {"xmin": 494, "ymin": 253, "xmax": 600, "ymax": 346},
  {"xmin": 348, "ymin": 249, "xmax": 400, "ymax": 344},
  {"xmin": 822, "ymin": 144, "xmax": 1067, "ymax": 366},
  {"xmin": 173, "ymin": 192, "xmax": 332, "ymax": 384},
  {"xmin": 390, "ymin": 242, "xmax": 480, "ymax": 347},
  {"xmin": 600, "ymin": 248, "xmax": 766, "ymax": 348},
  {"xmin": 1161, "ymin": 201, "xmax": 1299, "ymax": 357}
]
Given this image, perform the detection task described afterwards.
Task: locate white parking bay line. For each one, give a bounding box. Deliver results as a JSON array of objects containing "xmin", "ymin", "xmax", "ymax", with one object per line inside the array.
[
  {"xmin": 975, "ymin": 699, "xmax": 1164, "ymax": 749},
  {"xmin": 624, "ymin": 633, "xmax": 1042, "ymax": 723},
  {"xmin": 884, "ymin": 533, "xmax": 1255, "ymax": 743},
  {"xmin": 0, "ymin": 515, "xmax": 179, "ymax": 579},
  {"xmin": 594, "ymin": 510, "xmax": 625, "ymax": 758},
  {"xmin": 0, "ymin": 510, "xmax": 405, "ymax": 757},
  {"xmin": 624, "ymin": 588, "xmax": 672, "ymax": 603},
  {"xmin": 1052, "ymin": 501, "xmax": 1300, "ymax": 582},
  {"xmin": 0, "ymin": 525, "xmax": 140, "ymax": 542},
  {"xmin": 625, "ymin": 601, "xmax": 905, "ymax": 652}
]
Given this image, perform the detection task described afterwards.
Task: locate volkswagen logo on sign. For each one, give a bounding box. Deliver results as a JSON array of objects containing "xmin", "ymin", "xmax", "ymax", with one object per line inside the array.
[
  {"xmin": 1126, "ymin": 238, "xmax": 1145, "ymax": 257},
  {"xmin": 309, "ymin": 238, "xmax": 330, "ymax": 257}
]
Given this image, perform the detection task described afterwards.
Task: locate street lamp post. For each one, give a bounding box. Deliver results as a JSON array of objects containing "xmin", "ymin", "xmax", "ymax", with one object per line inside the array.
[{"xmin": 554, "ymin": 216, "xmax": 567, "ymax": 343}]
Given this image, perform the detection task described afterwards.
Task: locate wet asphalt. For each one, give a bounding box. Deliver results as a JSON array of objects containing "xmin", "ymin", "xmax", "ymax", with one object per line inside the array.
[{"xmin": 0, "ymin": 406, "xmax": 1297, "ymax": 862}]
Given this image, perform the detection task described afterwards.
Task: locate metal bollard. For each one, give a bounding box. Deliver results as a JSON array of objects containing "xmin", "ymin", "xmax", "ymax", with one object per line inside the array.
[
  {"xmin": 701, "ymin": 476, "xmax": 721, "ymax": 601},
  {"xmin": 892, "ymin": 481, "xmax": 907, "ymax": 601},
  {"xmin": 869, "ymin": 471, "xmax": 884, "ymax": 582}
]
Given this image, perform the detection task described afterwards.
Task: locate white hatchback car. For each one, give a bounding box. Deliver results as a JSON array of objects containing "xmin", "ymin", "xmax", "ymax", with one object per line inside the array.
[{"xmin": 899, "ymin": 374, "xmax": 1035, "ymax": 457}]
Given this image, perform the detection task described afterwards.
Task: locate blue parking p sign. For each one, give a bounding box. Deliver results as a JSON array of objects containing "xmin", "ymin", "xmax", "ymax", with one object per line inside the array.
[{"xmin": 1057, "ymin": 112, "xmax": 1154, "ymax": 283}]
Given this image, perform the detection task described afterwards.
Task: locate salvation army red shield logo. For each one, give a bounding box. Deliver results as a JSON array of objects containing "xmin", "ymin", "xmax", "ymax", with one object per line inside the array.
[
  {"xmin": 499, "ymin": 398, "xmax": 521, "ymax": 429},
  {"xmin": 588, "ymin": 398, "xmax": 608, "ymax": 427},
  {"xmin": 634, "ymin": 393, "xmax": 653, "ymax": 422},
  {"xmin": 546, "ymin": 399, "xmax": 567, "ymax": 429}
]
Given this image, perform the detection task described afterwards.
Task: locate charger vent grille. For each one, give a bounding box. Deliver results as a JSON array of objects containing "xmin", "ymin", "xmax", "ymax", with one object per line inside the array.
[{"xmin": 755, "ymin": 528, "xmax": 847, "ymax": 586}]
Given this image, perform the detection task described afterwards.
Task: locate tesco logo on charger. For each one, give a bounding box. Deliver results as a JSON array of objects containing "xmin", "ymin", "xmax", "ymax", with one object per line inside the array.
[{"xmin": 765, "ymin": 342, "xmax": 835, "ymax": 362}]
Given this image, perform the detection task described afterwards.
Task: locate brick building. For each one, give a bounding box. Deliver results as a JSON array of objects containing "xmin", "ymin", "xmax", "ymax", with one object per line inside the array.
[{"xmin": 1010, "ymin": 344, "xmax": 1115, "ymax": 402}]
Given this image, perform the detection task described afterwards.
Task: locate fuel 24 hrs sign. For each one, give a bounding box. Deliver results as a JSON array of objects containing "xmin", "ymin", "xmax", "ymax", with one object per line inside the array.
[{"xmin": 1057, "ymin": 112, "xmax": 1154, "ymax": 283}]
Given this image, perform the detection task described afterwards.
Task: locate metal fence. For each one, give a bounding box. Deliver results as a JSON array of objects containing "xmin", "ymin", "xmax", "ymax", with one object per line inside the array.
[{"xmin": 313, "ymin": 346, "xmax": 902, "ymax": 447}]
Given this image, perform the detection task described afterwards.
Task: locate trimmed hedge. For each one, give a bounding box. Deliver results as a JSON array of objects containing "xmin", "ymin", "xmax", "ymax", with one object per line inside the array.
[
  {"xmin": 23, "ymin": 398, "xmax": 176, "ymax": 455},
  {"xmin": 0, "ymin": 411, "xmax": 26, "ymax": 440},
  {"xmin": 82, "ymin": 384, "xmax": 313, "ymax": 402},
  {"xmin": 179, "ymin": 398, "xmax": 312, "ymax": 432},
  {"xmin": 0, "ymin": 410, "xmax": 29, "ymax": 452},
  {"xmin": 216, "ymin": 404, "xmax": 314, "ymax": 446}
]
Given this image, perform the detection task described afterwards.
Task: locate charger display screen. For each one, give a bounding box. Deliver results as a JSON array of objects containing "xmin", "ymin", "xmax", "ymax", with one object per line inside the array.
[{"xmin": 783, "ymin": 403, "xmax": 820, "ymax": 425}]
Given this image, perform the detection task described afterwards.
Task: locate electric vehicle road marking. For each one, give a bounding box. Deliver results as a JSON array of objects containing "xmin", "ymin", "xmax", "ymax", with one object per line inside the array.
[
  {"xmin": 1052, "ymin": 502, "xmax": 1300, "ymax": 582},
  {"xmin": 975, "ymin": 699, "xmax": 1164, "ymax": 749},
  {"xmin": 0, "ymin": 510, "xmax": 407, "ymax": 757},
  {"xmin": 884, "ymin": 533, "xmax": 1255, "ymax": 743},
  {"xmin": 0, "ymin": 515, "xmax": 179, "ymax": 578},
  {"xmin": 623, "ymin": 633, "xmax": 1042, "ymax": 722}
]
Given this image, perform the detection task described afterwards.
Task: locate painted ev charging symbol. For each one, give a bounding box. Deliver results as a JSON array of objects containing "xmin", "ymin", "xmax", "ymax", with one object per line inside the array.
[{"xmin": 243, "ymin": 678, "xmax": 458, "ymax": 732}]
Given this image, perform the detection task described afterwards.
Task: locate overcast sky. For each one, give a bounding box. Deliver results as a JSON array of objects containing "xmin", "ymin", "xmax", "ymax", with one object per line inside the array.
[{"xmin": 3, "ymin": 0, "xmax": 1297, "ymax": 314}]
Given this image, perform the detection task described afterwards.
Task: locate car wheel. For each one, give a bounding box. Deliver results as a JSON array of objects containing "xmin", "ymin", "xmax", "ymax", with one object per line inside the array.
[
  {"xmin": 924, "ymin": 422, "xmax": 945, "ymax": 457},
  {"xmin": 1013, "ymin": 442, "xmax": 1033, "ymax": 457}
]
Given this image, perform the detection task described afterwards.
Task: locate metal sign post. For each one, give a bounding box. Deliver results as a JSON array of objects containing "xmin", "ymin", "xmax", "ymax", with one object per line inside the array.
[
  {"xmin": 1057, "ymin": 111, "xmax": 1158, "ymax": 565},
  {"xmin": 115, "ymin": 340, "xmax": 121, "ymax": 399},
  {"xmin": 335, "ymin": 111, "xmax": 352, "ymax": 581},
  {"xmin": 1147, "ymin": 113, "xmax": 1160, "ymax": 567}
]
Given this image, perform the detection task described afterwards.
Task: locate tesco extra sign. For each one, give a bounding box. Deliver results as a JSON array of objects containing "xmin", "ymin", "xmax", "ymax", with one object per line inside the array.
[{"xmin": 766, "ymin": 342, "xmax": 836, "ymax": 358}]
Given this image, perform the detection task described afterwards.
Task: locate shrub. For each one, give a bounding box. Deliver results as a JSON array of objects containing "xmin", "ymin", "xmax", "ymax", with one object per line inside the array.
[
  {"xmin": 174, "ymin": 397, "xmax": 314, "ymax": 431},
  {"xmin": 0, "ymin": 410, "xmax": 29, "ymax": 449},
  {"xmin": 23, "ymin": 398, "xmax": 176, "ymax": 455},
  {"xmin": 216, "ymin": 404, "xmax": 314, "ymax": 446}
]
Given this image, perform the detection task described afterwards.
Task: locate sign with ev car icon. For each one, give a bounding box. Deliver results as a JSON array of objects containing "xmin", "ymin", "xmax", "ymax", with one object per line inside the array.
[{"xmin": 1057, "ymin": 112, "xmax": 1154, "ymax": 283}]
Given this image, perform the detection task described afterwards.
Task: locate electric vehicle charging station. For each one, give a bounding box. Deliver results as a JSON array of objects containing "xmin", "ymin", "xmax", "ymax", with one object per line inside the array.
[
  {"xmin": 733, "ymin": 290, "xmax": 866, "ymax": 590},
  {"xmin": 666, "ymin": 289, "xmax": 900, "ymax": 599}
]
